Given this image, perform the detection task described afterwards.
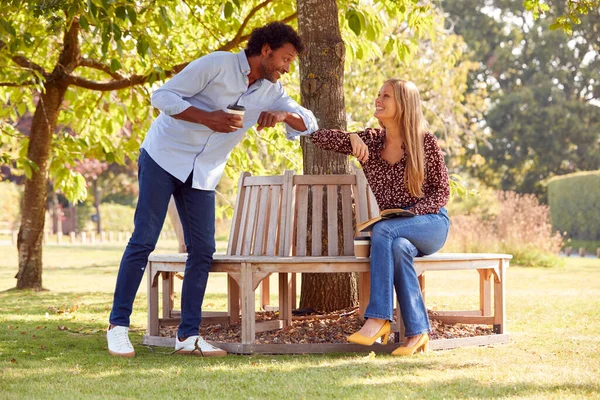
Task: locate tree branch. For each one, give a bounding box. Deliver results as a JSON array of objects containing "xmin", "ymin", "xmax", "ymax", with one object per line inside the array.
[
  {"xmin": 78, "ymin": 58, "xmax": 124, "ymax": 80},
  {"xmin": 232, "ymin": 0, "xmax": 274, "ymax": 48},
  {"xmin": 0, "ymin": 40, "xmax": 48, "ymax": 77},
  {"xmin": 64, "ymin": 12, "xmax": 298, "ymax": 91},
  {"xmin": 0, "ymin": 81, "xmax": 35, "ymax": 87}
]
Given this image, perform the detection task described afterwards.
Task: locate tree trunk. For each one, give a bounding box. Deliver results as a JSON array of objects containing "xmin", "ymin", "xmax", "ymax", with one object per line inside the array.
[
  {"xmin": 16, "ymin": 86, "xmax": 66, "ymax": 289},
  {"xmin": 16, "ymin": 20, "xmax": 79, "ymax": 290},
  {"xmin": 297, "ymin": 0, "xmax": 357, "ymax": 311},
  {"xmin": 93, "ymin": 180, "xmax": 102, "ymax": 233}
]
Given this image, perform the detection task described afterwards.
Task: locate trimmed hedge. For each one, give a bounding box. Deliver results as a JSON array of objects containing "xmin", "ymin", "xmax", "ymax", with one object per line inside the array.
[{"xmin": 547, "ymin": 171, "xmax": 600, "ymax": 241}]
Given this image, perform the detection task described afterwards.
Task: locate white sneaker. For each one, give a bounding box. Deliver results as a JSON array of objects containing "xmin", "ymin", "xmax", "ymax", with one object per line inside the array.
[
  {"xmin": 174, "ymin": 335, "xmax": 227, "ymax": 357},
  {"xmin": 107, "ymin": 325, "xmax": 135, "ymax": 358}
]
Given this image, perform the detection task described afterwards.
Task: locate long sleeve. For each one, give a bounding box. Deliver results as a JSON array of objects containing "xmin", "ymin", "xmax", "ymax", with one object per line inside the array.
[
  {"xmin": 150, "ymin": 54, "xmax": 220, "ymax": 116},
  {"xmin": 268, "ymin": 87, "xmax": 319, "ymax": 138},
  {"xmin": 410, "ymin": 133, "xmax": 450, "ymax": 215},
  {"xmin": 310, "ymin": 128, "xmax": 382, "ymax": 155}
]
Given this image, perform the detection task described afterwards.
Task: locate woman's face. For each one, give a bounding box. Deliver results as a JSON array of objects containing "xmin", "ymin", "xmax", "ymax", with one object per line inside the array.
[{"xmin": 373, "ymin": 82, "xmax": 397, "ymax": 122}]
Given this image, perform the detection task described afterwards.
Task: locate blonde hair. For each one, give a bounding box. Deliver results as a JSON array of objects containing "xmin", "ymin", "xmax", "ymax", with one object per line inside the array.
[{"xmin": 381, "ymin": 78, "xmax": 429, "ymax": 198}]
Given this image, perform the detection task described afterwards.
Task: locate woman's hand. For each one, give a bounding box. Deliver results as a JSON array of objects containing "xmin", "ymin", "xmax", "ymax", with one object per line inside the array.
[{"xmin": 349, "ymin": 134, "xmax": 369, "ymax": 162}]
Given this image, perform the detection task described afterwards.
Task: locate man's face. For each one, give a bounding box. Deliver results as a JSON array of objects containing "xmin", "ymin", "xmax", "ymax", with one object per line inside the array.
[{"xmin": 259, "ymin": 42, "xmax": 297, "ymax": 83}]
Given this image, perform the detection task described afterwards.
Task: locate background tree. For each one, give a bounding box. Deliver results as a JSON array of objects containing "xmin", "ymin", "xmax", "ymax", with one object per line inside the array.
[{"xmin": 443, "ymin": 1, "xmax": 600, "ymax": 197}]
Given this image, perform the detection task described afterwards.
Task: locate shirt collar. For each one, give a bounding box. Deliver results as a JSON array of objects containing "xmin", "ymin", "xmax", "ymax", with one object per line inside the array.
[{"xmin": 237, "ymin": 50, "xmax": 251, "ymax": 76}]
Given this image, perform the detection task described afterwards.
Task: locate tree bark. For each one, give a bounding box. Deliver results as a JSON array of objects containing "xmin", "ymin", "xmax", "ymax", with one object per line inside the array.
[
  {"xmin": 297, "ymin": 0, "xmax": 357, "ymax": 311},
  {"xmin": 16, "ymin": 20, "xmax": 80, "ymax": 290}
]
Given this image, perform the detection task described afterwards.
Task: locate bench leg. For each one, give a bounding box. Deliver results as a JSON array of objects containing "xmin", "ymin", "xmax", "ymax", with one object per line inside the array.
[
  {"xmin": 418, "ymin": 273, "xmax": 426, "ymax": 303},
  {"xmin": 260, "ymin": 278, "xmax": 270, "ymax": 310},
  {"xmin": 358, "ymin": 272, "xmax": 370, "ymax": 320},
  {"xmin": 493, "ymin": 260, "xmax": 508, "ymax": 333},
  {"xmin": 240, "ymin": 262, "xmax": 255, "ymax": 345},
  {"xmin": 162, "ymin": 272, "xmax": 174, "ymax": 319},
  {"xmin": 147, "ymin": 264, "xmax": 159, "ymax": 337},
  {"xmin": 228, "ymin": 274, "xmax": 240, "ymax": 325},
  {"xmin": 279, "ymin": 273, "xmax": 293, "ymax": 327},
  {"xmin": 478, "ymin": 269, "xmax": 492, "ymax": 316}
]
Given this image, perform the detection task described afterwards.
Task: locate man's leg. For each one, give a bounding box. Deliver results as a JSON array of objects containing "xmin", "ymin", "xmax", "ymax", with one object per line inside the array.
[
  {"xmin": 171, "ymin": 181, "xmax": 226, "ymax": 356},
  {"xmin": 109, "ymin": 149, "xmax": 180, "ymax": 328}
]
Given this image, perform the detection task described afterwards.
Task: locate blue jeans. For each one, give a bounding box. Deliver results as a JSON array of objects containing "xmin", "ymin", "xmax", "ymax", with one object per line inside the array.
[
  {"xmin": 109, "ymin": 149, "xmax": 216, "ymax": 338},
  {"xmin": 364, "ymin": 208, "xmax": 450, "ymax": 336}
]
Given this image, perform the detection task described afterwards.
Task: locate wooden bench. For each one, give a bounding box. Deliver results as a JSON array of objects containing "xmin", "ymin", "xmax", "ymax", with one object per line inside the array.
[{"xmin": 143, "ymin": 171, "xmax": 511, "ymax": 354}]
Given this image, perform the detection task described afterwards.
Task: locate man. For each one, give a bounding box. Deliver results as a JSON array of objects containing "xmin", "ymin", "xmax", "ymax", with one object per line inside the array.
[{"xmin": 107, "ymin": 22, "xmax": 317, "ymax": 357}]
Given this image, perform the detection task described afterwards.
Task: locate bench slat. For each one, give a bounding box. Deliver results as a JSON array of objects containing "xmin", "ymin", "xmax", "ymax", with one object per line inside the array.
[
  {"xmin": 265, "ymin": 185, "xmax": 281, "ymax": 256},
  {"xmin": 311, "ymin": 185, "xmax": 323, "ymax": 256},
  {"xmin": 326, "ymin": 184, "xmax": 338, "ymax": 255},
  {"xmin": 341, "ymin": 185, "xmax": 354, "ymax": 256},
  {"xmin": 295, "ymin": 185, "xmax": 309, "ymax": 256}
]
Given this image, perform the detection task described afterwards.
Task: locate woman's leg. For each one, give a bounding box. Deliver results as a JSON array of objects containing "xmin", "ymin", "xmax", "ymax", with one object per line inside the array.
[{"xmin": 364, "ymin": 209, "xmax": 450, "ymax": 337}]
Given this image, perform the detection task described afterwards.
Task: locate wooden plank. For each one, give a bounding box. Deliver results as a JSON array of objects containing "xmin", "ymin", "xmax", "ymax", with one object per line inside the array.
[
  {"xmin": 326, "ymin": 184, "xmax": 339, "ymax": 256},
  {"xmin": 311, "ymin": 185, "xmax": 323, "ymax": 256},
  {"xmin": 418, "ymin": 273, "xmax": 426, "ymax": 303},
  {"xmin": 493, "ymin": 259, "xmax": 508, "ymax": 333},
  {"xmin": 147, "ymin": 263, "xmax": 159, "ymax": 336},
  {"xmin": 243, "ymin": 175, "xmax": 284, "ymax": 186},
  {"xmin": 295, "ymin": 184, "xmax": 309, "ymax": 256},
  {"xmin": 252, "ymin": 185, "xmax": 270, "ymax": 256},
  {"xmin": 227, "ymin": 172, "xmax": 251, "ymax": 255},
  {"xmin": 367, "ymin": 186, "xmax": 380, "ymax": 219},
  {"xmin": 256, "ymin": 320, "xmax": 285, "ymax": 333},
  {"xmin": 430, "ymin": 310, "xmax": 484, "ymax": 316},
  {"xmin": 265, "ymin": 185, "xmax": 281, "ymax": 256},
  {"xmin": 235, "ymin": 183, "xmax": 252, "ymax": 255},
  {"xmin": 242, "ymin": 185, "xmax": 260, "ymax": 255},
  {"xmin": 228, "ymin": 274, "xmax": 240, "ymax": 324},
  {"xmin": 240, "ymin": 262, "xmax": 255, "ymax": 344},
  {"xmin": 430, "ymin": 315, "xmax": 495, "ymax": 325},
  {"xmin": 355, "ymin": 170, "xmax": 369, "ymax": 226},
  {"xmin": 341, "ymin": 185, "xmax": 354, "ymax": 256},
  {"xmin": 162, "ymin": 272, "xmax": 173, "ymax": 319},
  {"xmin": 294, "ymin": 175, "xmax": 356, "ymax": 185},
  {"xmin": 253, "ymin": 262, "xmax": 370, "ymax": 274},
  {"xmin": 143, "ymin": 332, "xmax": 510, "ymax": 353},
  {"xmin": 279, "ymin": 272, "xmax": 293, "ymax": 327},
  {"xmin": 260, "ymin": 277, "xmax": 270, "ymax": 309},
  {"xmin": 478, "ymin": 269, "xmax": 492, "ymax": 316},
  {"xmin": 358, "ymin": 271, "xmax": 370, "ymax": 320},
  {"xmin": 280, "ymin": 170, "xmax": 295, "ymax": 257}
]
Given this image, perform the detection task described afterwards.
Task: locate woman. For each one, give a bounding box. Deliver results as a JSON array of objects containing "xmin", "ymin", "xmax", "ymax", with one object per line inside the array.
[{"xmin": 310, "ymin": 79, "xmax": 450, "ymax": 356}]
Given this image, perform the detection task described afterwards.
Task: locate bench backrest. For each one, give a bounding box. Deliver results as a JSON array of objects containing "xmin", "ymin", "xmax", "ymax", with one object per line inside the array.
[
  {"xmin": 226, "ymin": 170, "xmax": 294, "ymax": 257},
  {"xmin": 227, "ymin": 170, "xmax": 380, "ymax": 258},
  {"xmin": 287, "ymin": 170, "xmax": 379, "ymax": 257}
]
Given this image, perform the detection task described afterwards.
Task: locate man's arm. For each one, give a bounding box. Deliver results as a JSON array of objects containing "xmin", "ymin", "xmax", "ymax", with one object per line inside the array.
[
  {"xmin": 151, "ymin": 54, "xmax": 243, "ymax": 132},
  {"xmin": 258, "ymin": 87, "xmax": 318, "ymax": 137}
]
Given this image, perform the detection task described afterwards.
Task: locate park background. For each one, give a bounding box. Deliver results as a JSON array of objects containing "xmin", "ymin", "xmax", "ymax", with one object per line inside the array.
[{"xmin": 1, "ymin": 0, "xmax": 599, "ymax": 398}]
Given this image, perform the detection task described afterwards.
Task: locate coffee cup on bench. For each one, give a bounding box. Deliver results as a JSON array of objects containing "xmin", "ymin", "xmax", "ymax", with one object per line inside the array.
[{"xmin": 354, "ymin": 236, "xmax": 371, "ymax": 259}]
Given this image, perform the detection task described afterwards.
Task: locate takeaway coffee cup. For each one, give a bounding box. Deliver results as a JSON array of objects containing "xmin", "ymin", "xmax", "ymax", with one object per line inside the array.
[
  {"xmin": 354, "ymin": 236, "xmax": 371, "ymax": 259},
  {"xmin": 225, "ymin": 104, "xmax": 245, "ymax": 129}
]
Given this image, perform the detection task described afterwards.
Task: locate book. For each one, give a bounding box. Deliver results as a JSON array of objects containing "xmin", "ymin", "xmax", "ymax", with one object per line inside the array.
[{"xmin": 356, "ymin": 208, "xmax": 415, "ymax": 232}]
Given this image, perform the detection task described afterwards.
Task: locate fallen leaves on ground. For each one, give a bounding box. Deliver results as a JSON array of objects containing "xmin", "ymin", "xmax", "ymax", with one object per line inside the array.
[{"xmin": 159, "ymin": 308, "xmax": 494, "ymax": 344}]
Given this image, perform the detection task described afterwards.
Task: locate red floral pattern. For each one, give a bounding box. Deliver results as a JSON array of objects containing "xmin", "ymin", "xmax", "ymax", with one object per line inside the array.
[{"xmin": 311, "ymin": 128, "xmax": 450, "ymax": 215}]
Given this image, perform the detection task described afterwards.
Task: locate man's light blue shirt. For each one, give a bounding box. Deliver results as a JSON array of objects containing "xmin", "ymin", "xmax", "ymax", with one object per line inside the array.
[{"xmin": 141, "ymin": 50, "xmax": 318, "ymax": 190}]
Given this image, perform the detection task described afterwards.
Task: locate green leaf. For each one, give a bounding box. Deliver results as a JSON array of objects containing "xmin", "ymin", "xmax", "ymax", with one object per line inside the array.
[
  {"xmin": 110, "ymin": 58, "xmax": 122, "ymax": 73},
  {"xmin": 17, "ymin": 103, "xmax": 26, "ymax": 116},
  {"xmin": 115, "ymin": 6, "xmax": 127, "ymax": 20},
  {"xmin": 347, "ymin": 10, "xmax": 361, "ymax": 36},
  {"xmin": 224, "ymin": 2, "xmax": 234, "ymax": 19},
  {"xmin": 79, "ymin": 15, "xmax": 89, "ymax": 29},
  {"xmin": 0, "ymin": 19, "xmax": 16, "ymax": 36},
  {"xmin": 126, "ymin": 6, "xmax": 137, "ymax": 25}
]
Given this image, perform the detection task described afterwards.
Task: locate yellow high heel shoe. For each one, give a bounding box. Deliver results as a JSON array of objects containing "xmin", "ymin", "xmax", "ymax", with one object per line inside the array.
[
  {"xmin": 347, "ymin": 321, "xmax": 391, "ymax": 346},
  {"xmin": 391, "ymin": 333, "xmax": 429, "ymax": 356}
]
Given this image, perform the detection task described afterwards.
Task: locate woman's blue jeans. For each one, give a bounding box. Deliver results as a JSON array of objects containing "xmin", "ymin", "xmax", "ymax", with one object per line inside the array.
[
  {"xmin": 364, "ymin": 208, "xmax": 450, "ymax": 337},
  {"xmin": 109, "ymin": 149, "xmax": 216, "ymax": 339}
]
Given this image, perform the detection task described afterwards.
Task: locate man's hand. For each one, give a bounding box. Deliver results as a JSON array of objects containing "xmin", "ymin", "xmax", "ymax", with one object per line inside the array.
[
  {"xmin": 349, "ymin": 133, "xmax": 369, "ymax": 162},
  {"xmin": 173, "ymin": 108, "xmax": 243, "ymax": 133},
  {"xmin": 256, "ymin": 111, "xmax": 289, "ymax": 131},
  {"xmin": 202, "ymin": 110, "xmax": 243, "ymax": 133}
]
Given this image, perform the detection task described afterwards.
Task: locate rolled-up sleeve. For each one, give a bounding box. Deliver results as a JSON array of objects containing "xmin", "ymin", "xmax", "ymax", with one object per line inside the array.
[
  {"xmin": 151, "ymin": 55, "xmax": 219, "ymax": 116},
  {"xmin": 268, "ymin": 88, "xmax": 318, "ymax": 139}
]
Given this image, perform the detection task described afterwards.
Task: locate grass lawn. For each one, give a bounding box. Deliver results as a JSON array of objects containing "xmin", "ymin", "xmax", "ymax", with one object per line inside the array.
[{"xmin": 0, "ymin": 244, "xmax": 599, "ymax": 399}]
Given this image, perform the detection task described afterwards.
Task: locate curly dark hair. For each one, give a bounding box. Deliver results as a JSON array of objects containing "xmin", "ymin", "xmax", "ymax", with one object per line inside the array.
[{"xmin": 245, "ymin": 22, "xmax": 305, "ymax": 56}]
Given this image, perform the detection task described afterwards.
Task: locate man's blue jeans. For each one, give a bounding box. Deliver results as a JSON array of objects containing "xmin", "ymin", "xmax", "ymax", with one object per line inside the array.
[
  {"xmin": 109, "ymin": 149, "xmax": 216, "ymax": 339},
  {"xmin": 364, "ymin": 208, "xmax": 450, "ymax": 337}
]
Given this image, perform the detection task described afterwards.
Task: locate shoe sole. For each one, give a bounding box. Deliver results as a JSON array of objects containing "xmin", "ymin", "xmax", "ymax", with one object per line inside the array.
[
  {"xmin": 174, "ymin": 349, "xmax": 228, "ymax": 357},
  {"xmin": 108, "ymin": 349, "xmax": 135, "ymax": 358}
]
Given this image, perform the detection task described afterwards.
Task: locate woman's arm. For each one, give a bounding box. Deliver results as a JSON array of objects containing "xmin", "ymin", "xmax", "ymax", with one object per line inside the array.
[
  {"xmin": 310, "ymin": 128, "xmax": 379, "ymax": 156},
  {"xmin": 410, "ymin": 133, "xmax": 450, "ymax": 215}
]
